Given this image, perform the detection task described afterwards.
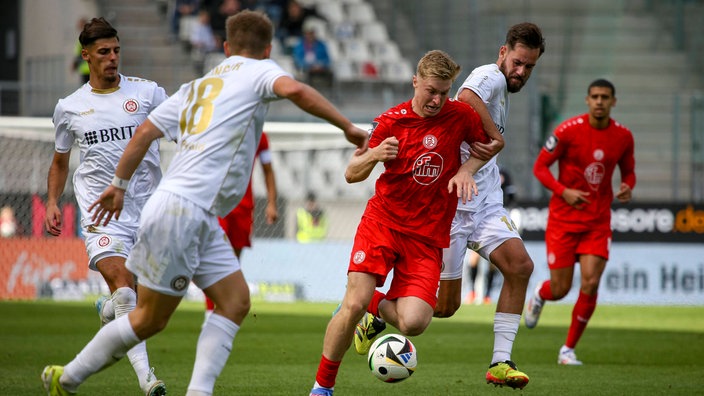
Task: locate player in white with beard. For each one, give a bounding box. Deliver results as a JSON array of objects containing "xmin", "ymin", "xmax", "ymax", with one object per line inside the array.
[
  {"xmin": 43, "ymin": 17, "xmax": 167, "ymax": 396},
  {"xmin": 433, "ymin": 23, "xmax": 545, "ymax": 390},
  {"xmin": 42, "ymin": 10, "xmax": 368, "ymax": 396}
]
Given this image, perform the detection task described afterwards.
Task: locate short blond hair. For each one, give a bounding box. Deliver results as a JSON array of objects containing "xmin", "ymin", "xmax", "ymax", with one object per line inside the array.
[
  {"xmin": 226, "ymin": 10, "xmax": 273, "ymax": 55},
  {"xmin": 416, "ymin": 50, "xmax": 461, "ymax": 82}
]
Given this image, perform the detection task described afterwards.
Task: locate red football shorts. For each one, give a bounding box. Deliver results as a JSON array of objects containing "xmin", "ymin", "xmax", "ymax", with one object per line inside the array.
[
  {"xmin": 348, "ymin": 217, "xmax": 442, "ymax": 308},
  {"xmin": 218, "ymin": 205, "xmax": 254, "ymax": 250},
  {"xmin": 545, "ymin": 222, "xmax": 612, "ymax": 269}
]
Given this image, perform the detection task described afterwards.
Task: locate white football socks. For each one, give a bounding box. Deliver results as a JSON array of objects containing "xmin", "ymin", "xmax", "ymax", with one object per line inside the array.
[
  {"xmin": 491, "ymin": 312, "xmax": 521, "ymax": 364},
  {"xmin": 62, "ymin": 314, "xmax": 140, "ymax": 392},
  {"xmin": 112, "ymin": 287, "xmax": 153, "ymax": 389},
  {"xmin": 187, "ymin": 312, "xmax": 240, "ymax": 395}
]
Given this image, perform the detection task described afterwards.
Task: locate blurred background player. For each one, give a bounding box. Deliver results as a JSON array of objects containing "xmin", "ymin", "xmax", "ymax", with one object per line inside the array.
[
  {"xmin": 42, "ymin": 10, "xmax": 368, "ymax": 396},
  {"xmin": 434, "ymin": 22, "xmax": 544, "ymax": 390},
  {"xmin": 309, "ymin": 49, "xmax": 502, "ymax": 396},
  {"xmin": 72, "ymin": 17, "xmax": 90, "ymax": 84},
  {"xmin": 44, "ymin": 17, "xmax": 168, "ymax": 396},
  {"xmin": 204, "ymin": 131, "xmax": 278, "ymax": 318},
  {"xmin": 296, "ymin": 191, "xmax": 327, "ymax": 243},
  {"xmin": 526, "ymin": 78, "xmax": 636, "ymax": 365},
  {"xmin": 464, "ymin": 167, "xmax": 517, "ymax": 305}
]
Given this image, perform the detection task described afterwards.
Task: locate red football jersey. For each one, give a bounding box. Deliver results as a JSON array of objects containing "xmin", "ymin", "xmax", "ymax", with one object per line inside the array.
[
  {"xmin": 363, "ymin": 99, "xmax": 488, "ymax": 248},
  {"xmin": 533, "ymin": 114, "xmax": 636, "ymax": 228}
]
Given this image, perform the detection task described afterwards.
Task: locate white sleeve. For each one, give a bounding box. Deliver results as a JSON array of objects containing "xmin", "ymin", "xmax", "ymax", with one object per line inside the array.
[
  {"xmin": 52, "ymin": 100, "xmax": 74, "ymax": 153},
  {"xmin": 147, "ymin": 88, "xmax": 183, "ymax": 143}
]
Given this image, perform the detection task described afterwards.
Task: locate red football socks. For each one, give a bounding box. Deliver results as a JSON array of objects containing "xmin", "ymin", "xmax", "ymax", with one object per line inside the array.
[
  {"xmin": 368, "ymin": 290, "xmax": 386, "ymax": 317},
  {"xmin": 315, "ymin": 354, "xmax": 341, "ymax": 389},
  {"xmin": 565, "ymin": 291, "xmax": 597, "ymax": 348}
]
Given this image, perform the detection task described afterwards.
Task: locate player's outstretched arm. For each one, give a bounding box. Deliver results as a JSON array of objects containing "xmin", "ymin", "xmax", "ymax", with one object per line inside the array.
[
  {"xmin": 273, "ymin": 76, "xmax": 368, "ymax": 151},
  {"xmin": 89, "ymin": 119, "xmax": 164, "ymax": 226}
]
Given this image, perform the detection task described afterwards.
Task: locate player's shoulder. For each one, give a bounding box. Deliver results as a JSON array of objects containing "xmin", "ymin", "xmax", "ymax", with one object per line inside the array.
[
  {"xmin": 555, "ymin": 114, "xmax": 588, "ymax": 135},
  {"xmin": 375, "ymin": 101, "xmax": 414, "ymax": 122},
  {"xmin": 464, "ymin": 63, "xmax": 503, "ymax": 84},
  {"xmin": 121, "ymin": 75, "xmax": 162, "ymax": 90},
  {"xmin": 610, "ymin": 118, "xmax": 633, "ymax": 135},
  {"xmin": 55, "ymin": 85, "xmax": 89, "ymax": 112}
]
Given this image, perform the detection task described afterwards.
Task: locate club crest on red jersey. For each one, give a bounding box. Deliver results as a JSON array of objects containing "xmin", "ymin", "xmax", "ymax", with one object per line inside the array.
[
  {"xmin": 123, "ymin": 98, "xmax": 139, "ymax": 114},
  {"xmin": 353, "ymin": 250, "xmax": 366, "ymax": 264},
  {"xmin": 422, "ymin": 134, "xmax": 437, "ymax": 149}
]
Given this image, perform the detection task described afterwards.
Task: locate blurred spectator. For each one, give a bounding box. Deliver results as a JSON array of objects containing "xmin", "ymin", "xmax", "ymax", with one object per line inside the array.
[
  {"xmin": 292, "ymin": 23, "xmax": 332, "ymax": 88},
  {"xmin": 0, "ymin": 206, "xmax": 18, "ymax": 237},
  {"xmin": 190, "ymin": 8, "xmax": 219, "ymax": 72},
  {"xmin": 72, "ymin": 17, "xmax": 90, "ymax": 84},
  {"xmin": 170, "ymin": 0, "xmax": 201, "ymax": 41},
  {"xmin": 296, "ymin": 192, "xmax": 328, "ymax": 243},
  {"xmin": 208, "ymin": 0, "xmax": 243, "ymax": 50},
  {"xmin": 259, "ymin": 0, "xmax": 287, "ymax": 27},
  {"xmin": 278, "ymin": 0, "xmax": 325, "ymax": 54}
]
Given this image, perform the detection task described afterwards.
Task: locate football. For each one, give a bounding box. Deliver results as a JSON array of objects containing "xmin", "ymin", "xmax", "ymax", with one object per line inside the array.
[{"xmin": 367, "ymin": 333, "xmax": 417, "ymax": 383}]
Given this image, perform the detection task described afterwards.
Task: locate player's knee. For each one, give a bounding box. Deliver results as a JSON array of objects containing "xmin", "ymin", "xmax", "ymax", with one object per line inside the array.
[
  {"xmin": 396, "ymin": 316, "xmax": 430, "ymax": 336},
  {"xmin": 433, "ymin": 301, "xmax": 460, "ymax": 318},
  {"xmin": 502, "ymin": 256, "xmax": 534, "ymax": 280},
  {"xmin": 550, "ymin": 281, "xmax": 571, "ymax": 299}
]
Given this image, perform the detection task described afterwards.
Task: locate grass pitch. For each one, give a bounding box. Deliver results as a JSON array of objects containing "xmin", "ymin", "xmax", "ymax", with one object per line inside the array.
[{"xmin": 2, "ymin": 300, "xmax": 702, "ymax": 395}]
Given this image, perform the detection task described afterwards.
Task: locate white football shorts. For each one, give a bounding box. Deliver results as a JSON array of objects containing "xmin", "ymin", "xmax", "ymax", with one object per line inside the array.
[
  {"xmin": 441, "ymin": 203, "xmax": 522, "ymax": 280},
  {"xmin": 126, "ymin": 190, "xmax": 240, "ymax": 296},
  {"xmin": 83, "ymin": 223, "xmax": 138, "ymax": 271}
]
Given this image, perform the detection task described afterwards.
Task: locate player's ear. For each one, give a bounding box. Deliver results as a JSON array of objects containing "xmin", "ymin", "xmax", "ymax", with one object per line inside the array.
[
  {"xmin": 263, "ymin": 43, "xmax": 272, "ymax": 59},
  {"xmin": 223, "ymin": 41, "xmax": 231, "ymax": 57}
]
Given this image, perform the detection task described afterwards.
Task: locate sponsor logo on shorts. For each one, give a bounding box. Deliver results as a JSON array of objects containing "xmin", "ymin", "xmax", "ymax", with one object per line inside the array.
[
  {"xmin": 353, "ymin": 250, "xmax": 366, "ymax": 264},
  {"xmin": 171, "ymin": 275, "xmax": 189, "ymax": 291},
  {"xmin": 123, "ymin": 98, "xmax": 139, "ymax": 113},
  {"xmin": 97, "ymin": 235, "xmax": 111, "ymax": 248}
]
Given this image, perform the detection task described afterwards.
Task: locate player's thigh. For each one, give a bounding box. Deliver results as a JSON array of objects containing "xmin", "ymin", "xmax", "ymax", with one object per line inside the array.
[
  {"xmin": 472, "ymin": 206, "xmax": 522, "ymax": 261},
  {"xmin": 193, "ymin": 222, "xmax": 242, "ymax": 292},
  {"xmin": 441, "ymin": 211, "xmax": 474, "ymax": 281},
  {"xmin": 127, "ymin": 191, "xmax": 208, "ymax": 296},
  {"xmin": 203, "ymin": 270, "xmax": 250, "ymax": 324}
]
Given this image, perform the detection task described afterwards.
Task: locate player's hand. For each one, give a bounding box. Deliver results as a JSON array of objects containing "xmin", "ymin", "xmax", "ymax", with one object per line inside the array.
[
  {"xmin": 44, "ymin": 204, "xmax": 63, "ymax": 236},
  {"xmin": 616, "ymin": 183, "xmax": 632, "ymax": 203},
  {"xmin": 345, "ymin": 125, "xmax": 369, "ymax": 153},
  {"xmin": 266, "ymin": 202, "xmax": 278, "ymax": 224},
  {"xmin": 373, "ymin": 137, "xmax": 399, "ymax": 162},
  {"xmin": 469, "ymin": 139, "xmax": 502, "ymax": 161},
  {"xmin": 89, "ymin": 185, "xmax": 125, "ymax": 226},
  {"xmin": 562, "ymin": 188, "xmax": 591, "ymax": 209},
  {"xmin": 448, "ymin": 171, "xmax": 478, "ymax": 204}
]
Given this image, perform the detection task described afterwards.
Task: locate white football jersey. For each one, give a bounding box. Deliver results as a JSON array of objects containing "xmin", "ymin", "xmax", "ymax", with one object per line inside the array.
[
  {"xmin": 149, "ymin": 55, "xmax": 290, "ymax": 217},
  {"xmin": 455, "ymin": 63, "xmax": 508, "ymax": 212},
  {"xmin": 53, "ymin": 75, "xmax": 168, "ymax": 226}
]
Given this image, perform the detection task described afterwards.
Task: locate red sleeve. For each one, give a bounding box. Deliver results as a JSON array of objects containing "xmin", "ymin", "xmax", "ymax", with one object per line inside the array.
[
  {"xmin": 369, "ymin": 118, "xmax": 389, "ymax": 149},
  {"xmin": 259, "ymin": 132, "xmax": 270, "ymax": 152},
  {"xmin": 533, "ymin": 133, "xmax": 566, "ymax": 196},
  {"xmin": 619, "ymin": 132, "xmax": 636, "ymax": 189}
]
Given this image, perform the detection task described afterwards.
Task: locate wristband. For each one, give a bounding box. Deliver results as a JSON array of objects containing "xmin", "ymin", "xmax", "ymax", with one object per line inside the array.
[{"xmin": 111, "ymin": 175, "xmax": 130, "ymax": 190}]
